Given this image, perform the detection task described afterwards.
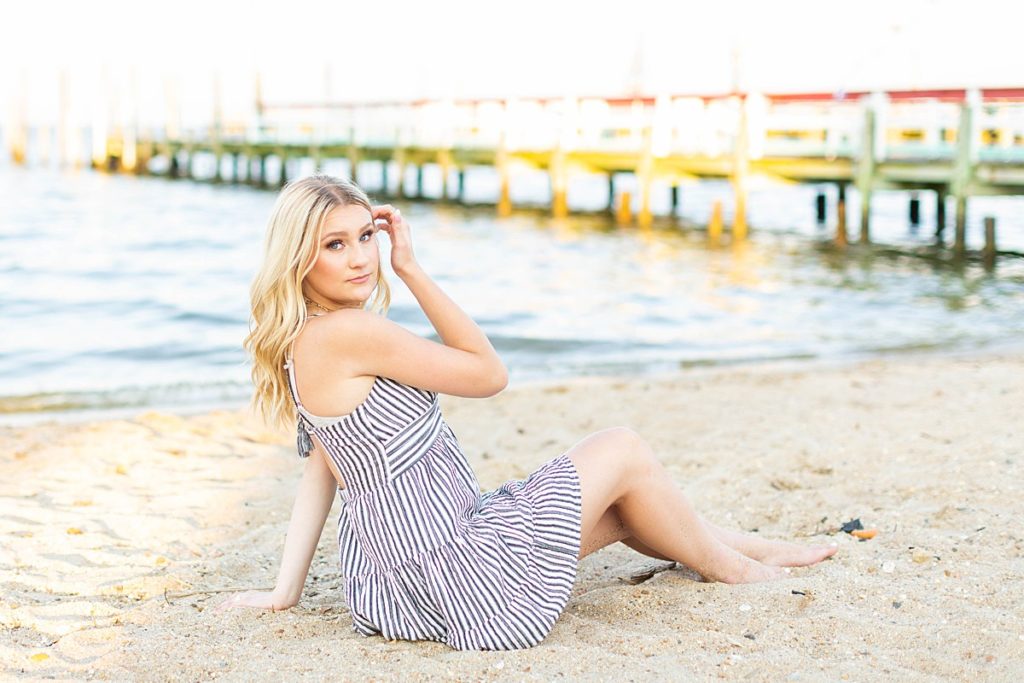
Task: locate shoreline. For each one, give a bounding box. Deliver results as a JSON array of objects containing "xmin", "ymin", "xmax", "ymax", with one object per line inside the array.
[
  {"xmin": 4, "ymin": 337, "xmax": 1024, "ymax": 430},
  {"xmin": 2, "ymin": 351, "xmax": 1022, "ymax": 679}
]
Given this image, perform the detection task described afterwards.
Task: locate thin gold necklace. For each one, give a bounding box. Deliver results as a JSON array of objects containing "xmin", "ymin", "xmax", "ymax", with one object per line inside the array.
[
  {"xmin": 304, "ymin": 296, "xmax": 365, "ymax": 316},
  {"xmin": 303, "ymin": 297, "xmax": 336, "ymax": 315}
]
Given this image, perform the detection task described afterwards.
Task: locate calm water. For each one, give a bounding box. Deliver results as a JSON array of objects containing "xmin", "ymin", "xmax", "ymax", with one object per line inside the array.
[{"xmin": 2, "ymin": 163, "xmax": 1023, "ymax": 425}]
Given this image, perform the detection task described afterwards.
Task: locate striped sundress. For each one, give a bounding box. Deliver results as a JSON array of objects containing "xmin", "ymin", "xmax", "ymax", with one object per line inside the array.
[{"xmin": 282, "ymin": 349, "xmax": 583, "ymax": 651}]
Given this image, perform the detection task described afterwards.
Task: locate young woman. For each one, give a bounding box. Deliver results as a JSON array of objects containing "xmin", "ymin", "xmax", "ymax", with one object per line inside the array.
[{"xmin": 219, "ymin": 174, "xmax": 837, "ymax": 650}]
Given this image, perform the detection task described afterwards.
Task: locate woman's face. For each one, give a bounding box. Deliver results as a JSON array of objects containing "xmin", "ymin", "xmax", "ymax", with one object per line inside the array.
[{"xmin": 302, "ymin": 203, "xmax": 380, "ymax": 309}]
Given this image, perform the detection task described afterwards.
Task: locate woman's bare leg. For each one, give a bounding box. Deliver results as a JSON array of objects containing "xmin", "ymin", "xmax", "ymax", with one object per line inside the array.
[
  {"xmin": 579, "ymin": 503, "xmax": 674, "ymax": 560},
  {"xmin": 567, "ymin": 427, "xmax": 783, "ymax": 583},
  {"xmin": 582, "ymin": 505, "xmax": 837, "ymax": 568}
]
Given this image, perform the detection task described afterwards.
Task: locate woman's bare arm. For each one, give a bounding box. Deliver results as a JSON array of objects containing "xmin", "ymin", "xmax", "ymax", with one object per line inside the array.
[
  {"xmin": 218, "ymin": 445, "xmax": 338, "ymax": 612},
  {"xmin": 309, "ymin": 205, "xmax": 507, "ymax": 398},
  {"xmin": 271, "ymin": 446, "xmax": 338, "ymax": 606}
]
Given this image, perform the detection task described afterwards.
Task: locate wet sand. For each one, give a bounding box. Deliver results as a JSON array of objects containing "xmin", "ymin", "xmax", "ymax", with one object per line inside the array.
[{"xmin": 2, "ymin": 352, "xmax": 1022, "ymax": 681}]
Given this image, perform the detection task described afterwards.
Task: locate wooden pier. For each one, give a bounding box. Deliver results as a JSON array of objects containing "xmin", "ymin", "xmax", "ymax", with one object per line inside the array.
[{"xmin": 8, "ymin": 87, "xmax": 1024, "ymax": 258}]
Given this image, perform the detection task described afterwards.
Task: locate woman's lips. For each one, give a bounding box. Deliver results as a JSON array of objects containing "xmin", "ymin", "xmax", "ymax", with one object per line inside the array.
[{"xmin": 348, "ymin": 273, "xmax": 371, "ymax": 283}]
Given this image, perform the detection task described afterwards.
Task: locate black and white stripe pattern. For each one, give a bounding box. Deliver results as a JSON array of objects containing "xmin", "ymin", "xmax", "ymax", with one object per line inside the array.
[{"xmin": 283, "ymin": 356, "xmax": 583, "ymax": 650}]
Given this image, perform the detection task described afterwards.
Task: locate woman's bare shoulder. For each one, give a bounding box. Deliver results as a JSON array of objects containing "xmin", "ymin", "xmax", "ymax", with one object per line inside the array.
[{"xmin": 304, "ymin": 308, "xmax": 505, "ymax": 398}]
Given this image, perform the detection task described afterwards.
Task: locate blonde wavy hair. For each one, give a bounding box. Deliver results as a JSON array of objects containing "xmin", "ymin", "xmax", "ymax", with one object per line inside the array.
[{"xmin": 244, "ymin": 173, "xmax": 391, "ymax": 431}]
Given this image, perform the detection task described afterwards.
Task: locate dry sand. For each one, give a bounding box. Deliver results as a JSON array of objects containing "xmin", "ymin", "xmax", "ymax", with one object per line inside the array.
[{"xmin": 1, "ymin": 351, "xmax": 1022, "ymax": 681}]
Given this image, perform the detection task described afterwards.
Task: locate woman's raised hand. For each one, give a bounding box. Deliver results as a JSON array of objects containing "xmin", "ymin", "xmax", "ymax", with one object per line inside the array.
[{"xmin": 371, "ymin": 204, "xmax": 418, "ymax": 277}]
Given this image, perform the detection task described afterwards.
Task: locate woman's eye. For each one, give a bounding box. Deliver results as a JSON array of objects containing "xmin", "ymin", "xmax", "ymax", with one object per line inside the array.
[
  {"xmin": 360, "ymin": 231, "xmax": 373, "ymax": 242},
  {"xmin": 327, "ymin": 240, "xmax": 343, "ymax": 250}
]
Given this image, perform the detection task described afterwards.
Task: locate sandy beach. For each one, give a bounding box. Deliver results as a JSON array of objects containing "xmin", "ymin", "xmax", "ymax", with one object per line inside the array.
[{"xmin": 2, "ymin": 351, "xmax": 1022, "ymax": 681}]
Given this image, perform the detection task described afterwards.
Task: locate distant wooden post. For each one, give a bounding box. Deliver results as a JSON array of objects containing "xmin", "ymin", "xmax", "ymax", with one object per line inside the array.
[
  {"xmin": 836, "ymin": 183, "xmax": 848, "ymax": 246},
  {"xmin": 346, "ymin": 126, "xmax": 360, "ymax": 185},
  {"xmin": 549, "ymin": 98, "xmax": 572, "ymax": 219},
  {"xmin": 496, "ymin": 129, "xmax": 512, "ymax": 216},
  {"xmin": 637, "ymin": 125, "xmax": 654, "ymax": 228},
  {"xmin": 708, "ymin": 200, "xmax": 723, "ymax": 245},
  {"xmin": 616, "ymin": 191, "xmax": 632, "ymax": 225},
  {"xmin": 393, "ymin": 134, "xmax": 406, "ymax": 198},
  {"xmin": 211, "ymin": 72, "xmax": 223, "ymax": 183},
  {"xmin": 607, "ymin": 174, "xmax": 616, "ymax": 213},
  {"xmin": 278, "ymin": 150, "xmax": 288, "ymax": 188},
  {"xmin": 415, "ymin": 164, "xmax": 424, "ymax": 198},
  {"xmin": 732, "ymin": 95, "xmax": 749, "ymax": 241},
  {"xmin": 669, "ymin": 184, "xmax": 680, "ymax": 216},
  {"xmin": 496, "ymin": 102, "xmax": 512, "ymax": 216},
  {"xmin": 936, "ymin": 188, "xmax": 947, "ymax": 239},
  {"xmin": 8, "ymin": 73, "xmax": 28, "ymax": 164},
  {"xmin": 549, "ymin": 146, "xmax": 568, "ymax": 219},
  {"xmin": 309, "ymin": 144, "xmax": 322, "ymax": 173},
  {"xmin": 239, "ymin": 146, "xmax": 252, "ymax": 184},
  {"xmin": 983, "ymin": 216, "xmax": 996, "ymax": 269},
  {"xmin": 815, "ymin": 192, "xmax": 827, "ymax": 223},
  {"xmin": 168, "ymin": 148, "xmax": 180, "ymax": 179},
  {"xmin": 437, "ymin": 149, "xmax": 452, "ymax": 201},
  {"xmin": 57, "ymin": 70, "xmax": 71, "ymax": 168},
  {"xmin": 457, "ymin": 168, "xmax": 466, "ymax": 203},
  {"xmin": 952, "ymin": 94, "xmax": 978, "ymax": 256},
  {"xmin": 908, "ymin": 192, "xmax": 921, "ymax": 226},
  {"xmin": 855, "ymin": 97, "xmax": 879, "ymax": 244}
]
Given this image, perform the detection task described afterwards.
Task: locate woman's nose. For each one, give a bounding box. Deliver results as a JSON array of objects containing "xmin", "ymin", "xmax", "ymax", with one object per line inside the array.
[{"xmin": 349, "ymin": 241, "xmax": 371, "ymax": 267}]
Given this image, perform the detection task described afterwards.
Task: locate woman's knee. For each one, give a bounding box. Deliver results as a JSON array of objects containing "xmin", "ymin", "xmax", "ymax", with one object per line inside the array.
[{"xmin": 603, "ymin": 426, "xmax": 659, "ymax": 480}]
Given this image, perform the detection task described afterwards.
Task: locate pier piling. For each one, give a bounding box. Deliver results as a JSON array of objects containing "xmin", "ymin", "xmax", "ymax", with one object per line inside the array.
[
  {"xmin": 438, "ymin": 150, "xmax": 452, "ymax": 201},
  {"xmin": 616, "ymin": 191, "xmax": 632, "ymax": 226},
  {"xmin": 347, "ymin": 133, "xmax": 360, "ymax": 185},
  {"xmin": 936, "ymin": 189, "xmax": 947, "ymax": 239},
  {"xmin": 637, "ymin": 127, "xmax": 654, "ymax": 228},
  {"xmin": 732, "ymin": 97, "xmax": 750, "ymax": 241},
  {"xmin": 952, "ymin": 96, "xmax": 977, "ymax": 253},
  {"xmin": 954, "ymin": 198, "xmax": 967, "ymax": 255},
  {"xmin": 836, "ymin": 184, "xmax": 848, "ymax": 246},
  {"xmin": 815, "ymin": 193, "xmax": 827, "ymax": 223},
  {"xmin": 983, "ymin": 216, "xmax": 997, "ymax": 268},
  {"xmin": 278, "ymin": 152, "xmax": 288, "ymax": 188},
  {"xmin": 393, "ymin": 146, "xmax": 406, "ymax": 198},
  {"xmin": 550, "ymin": 147, "xmax": 568, "ymax": 219},
  {"xmin": 709, "ymin": 200, "xmax": 724, "ymax": 245},
  {"xmin": 856, "ymin": 100, "xmax": 878, "ymax": 244},
  {"xmin": 497, "ymin": 135, "xmax": 512, "ymax": 216}
]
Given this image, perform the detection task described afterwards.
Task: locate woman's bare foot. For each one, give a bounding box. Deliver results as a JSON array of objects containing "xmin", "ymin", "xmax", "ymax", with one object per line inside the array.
[
  {"xmin": 703, "ymin": 521, "xmax": 839, "ymax": 568},
  {"xmin": 725, "ymin": 561, "xmax": 788, "ymax": 584},
  {"xmin": 755, "ymin": 540, "xmax": 838, "ymax": 568},
  {"xmin": 701, "ymin": 548, "xmax": 790, "ymax": 584}
]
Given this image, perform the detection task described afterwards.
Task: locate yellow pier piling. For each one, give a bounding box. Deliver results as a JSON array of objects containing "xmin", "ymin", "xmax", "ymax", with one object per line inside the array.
[
  {"xmin": 637, "ymin": 127, "xmax": 654, "ymax": 228},
  {"xmin": 497, "ymin": 132, "xmax": 512, "ymax": 216},
  {"xmin": 616, "ymin": 191, "xmax": 633, "ymax": 225},
  {"xmin": 709, "ymin": 200, "xmax": 724, "ymax": 245},
  {"xmin": 732, "ymin": 96, "xmax": 750, "ymax": 241},
  {"xmin": 550, "ymin": 146, "xmax": 568, "ymax": 219}
]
